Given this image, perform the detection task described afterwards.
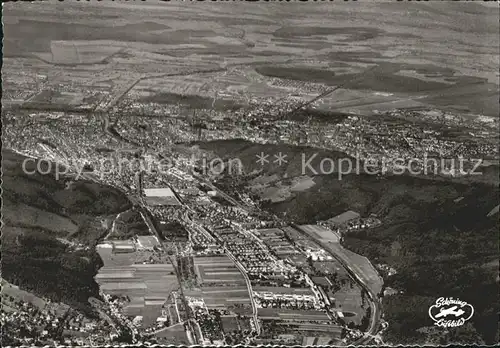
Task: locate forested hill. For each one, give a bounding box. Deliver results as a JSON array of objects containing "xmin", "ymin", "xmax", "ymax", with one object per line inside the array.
[
  {"xmin": 1, "ymin": 149, "xmax": 131, "ymax": 312},
  {"xmin": 343, "ymin": 182, "xmax": 499, "ymax": 345}
]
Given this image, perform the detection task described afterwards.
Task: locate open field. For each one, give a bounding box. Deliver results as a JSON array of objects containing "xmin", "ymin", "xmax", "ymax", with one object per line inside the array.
[{"xmin": 95, "ymin": 244, "xmax": 179, "ymax": 322}]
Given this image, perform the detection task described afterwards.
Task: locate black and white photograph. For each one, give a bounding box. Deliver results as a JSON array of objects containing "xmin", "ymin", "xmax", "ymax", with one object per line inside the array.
[{"xmin": 1, "ymin": 0, "xmax": 499, "ymax": 346}]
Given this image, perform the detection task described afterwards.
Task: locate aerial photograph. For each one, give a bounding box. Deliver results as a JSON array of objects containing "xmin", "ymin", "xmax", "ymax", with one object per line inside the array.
[{"xmin": 1, "ymin": 1, "xmax": 498, "ymax": 346}]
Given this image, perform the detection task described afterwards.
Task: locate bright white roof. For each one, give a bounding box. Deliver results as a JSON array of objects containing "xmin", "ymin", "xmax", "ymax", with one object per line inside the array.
[{"xmin": 144, "ymin": 187, "xmax": 175, "ymax": 197}]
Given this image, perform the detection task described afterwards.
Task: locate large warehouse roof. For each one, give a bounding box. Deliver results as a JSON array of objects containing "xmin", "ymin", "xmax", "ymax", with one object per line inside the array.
[{"xmin": 144, "ymin": 187, "xmax": 175, "ymax": 197}]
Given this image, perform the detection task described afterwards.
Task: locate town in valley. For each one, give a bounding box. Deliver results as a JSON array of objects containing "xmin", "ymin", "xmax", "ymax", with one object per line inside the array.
[{"xmin": 2, "ymin": 1, "xmax": 499, "ymax": 346}]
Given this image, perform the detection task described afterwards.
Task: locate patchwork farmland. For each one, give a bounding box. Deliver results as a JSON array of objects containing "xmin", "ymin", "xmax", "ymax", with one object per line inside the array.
[
  {"xmin": 95, "ymin": 245, "xmax": 179, "ymax": 326},
  {"xmin": 188, "ymin": 256, "xmax": 253, "ymax": 314},
  {"xmin": 193, "ymin": 255, "xmax": 247, "ymax": 286},
  {"xmin": 95, "ymin": 263, "xmax": 178, "ymax": 298}
]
